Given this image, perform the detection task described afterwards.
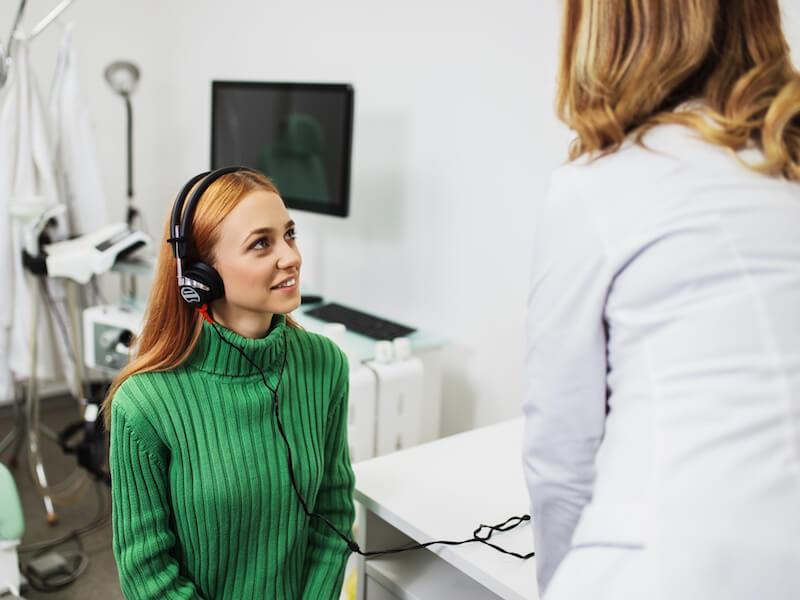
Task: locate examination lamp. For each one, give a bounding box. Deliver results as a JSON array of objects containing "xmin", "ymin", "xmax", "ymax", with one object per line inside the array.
[{"xmin": 104, "ymin": 60, "xmax": 140, "ymax": 227}]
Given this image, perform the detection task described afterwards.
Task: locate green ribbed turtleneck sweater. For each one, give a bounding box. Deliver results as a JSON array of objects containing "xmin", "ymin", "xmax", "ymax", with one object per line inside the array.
[{"xmin": 109, "ymin": 315, "xmax": 355, "ymax": 599}]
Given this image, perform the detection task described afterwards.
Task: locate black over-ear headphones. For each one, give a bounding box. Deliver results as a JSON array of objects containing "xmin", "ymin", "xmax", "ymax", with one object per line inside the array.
[
  {"xmin": 167, "ymin": 166, "xmax": 258, "ymax": 307},
  {"xmin": 166, "ymin": 167, "xmax": 535, "ymax": 562}
]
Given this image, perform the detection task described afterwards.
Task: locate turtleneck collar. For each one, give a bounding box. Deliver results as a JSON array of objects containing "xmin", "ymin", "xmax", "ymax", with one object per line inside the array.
[{"xmin": 184, "ymin": 314, "xmax": 287, "ymax": 378}]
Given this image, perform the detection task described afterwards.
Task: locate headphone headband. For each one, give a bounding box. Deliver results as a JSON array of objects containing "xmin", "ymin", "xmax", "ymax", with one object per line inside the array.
[
  {"xmin": 168, "ymin": 165, "xmax": 258, "ymax": 306},
  {"xmin": 169, "ymin": 166, "xmax": 257, "ymax": 259},
  {"xmin": 169, "ymin": 171, "xmax": 207, "ymax": 259}
]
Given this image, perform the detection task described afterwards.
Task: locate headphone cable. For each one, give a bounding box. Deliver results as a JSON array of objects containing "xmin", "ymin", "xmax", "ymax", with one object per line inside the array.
[{"xmin": 198, "ymin": 306, "xmax": 535, "ymax": 560}]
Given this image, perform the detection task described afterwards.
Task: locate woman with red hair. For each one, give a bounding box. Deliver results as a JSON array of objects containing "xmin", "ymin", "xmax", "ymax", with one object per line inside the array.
[{"xmin": 105, "ymin": 169, "xmax": 355, "ymax": 599}]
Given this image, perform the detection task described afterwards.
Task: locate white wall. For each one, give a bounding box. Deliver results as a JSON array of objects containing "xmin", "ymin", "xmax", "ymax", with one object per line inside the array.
[{"xmin": 2, "ymin": 1, "xmax": 798, "ymax": 435}]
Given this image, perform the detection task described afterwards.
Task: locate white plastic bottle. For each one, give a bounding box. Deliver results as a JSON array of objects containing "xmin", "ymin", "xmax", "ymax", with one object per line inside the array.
[
  {"xmin": 321, "ymin": 323, "xmax": 377, "ymax": 462},
  {"xmin": 367, "ymin": 337, "xmax": 425, "ymax": 456},
  {"xmin": 346, "ymin": 356, "xmax": 378, "ymax": 462}
]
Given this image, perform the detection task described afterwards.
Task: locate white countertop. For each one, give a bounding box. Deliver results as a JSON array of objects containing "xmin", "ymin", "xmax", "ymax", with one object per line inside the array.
[{"xmin": 353, "ymin": 418, "xmax": 538, "ymax": 600}]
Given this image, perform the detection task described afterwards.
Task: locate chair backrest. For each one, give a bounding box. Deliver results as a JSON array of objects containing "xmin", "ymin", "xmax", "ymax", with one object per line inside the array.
[{"xmin": 0, "ymin": 464, "xmax": 24, "ymax": 541}]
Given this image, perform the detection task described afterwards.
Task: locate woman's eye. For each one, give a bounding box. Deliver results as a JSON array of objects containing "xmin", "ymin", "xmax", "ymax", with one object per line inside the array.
[
  {"xmin": 251, "ymin": 237, "xmax": 269, "ymax": 250},
  {"xmin": 250, "ymin": 229, "xmax": 295, "ymax": 250}
]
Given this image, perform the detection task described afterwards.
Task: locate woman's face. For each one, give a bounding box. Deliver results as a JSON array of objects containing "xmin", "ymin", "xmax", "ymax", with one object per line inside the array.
[{"xmin": 211, "ymin": 189, "xmax": 302, "ymax": 318}]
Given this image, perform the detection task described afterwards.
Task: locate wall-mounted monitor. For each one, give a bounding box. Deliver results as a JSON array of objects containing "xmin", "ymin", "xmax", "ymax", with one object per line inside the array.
[{"xmin": 211, "ymin": 81, "xmax": 354, "ymax": 217}]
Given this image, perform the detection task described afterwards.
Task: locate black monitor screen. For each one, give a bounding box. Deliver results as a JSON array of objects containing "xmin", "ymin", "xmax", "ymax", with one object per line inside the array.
[{"xmin": 211, "ymin": 81, "xmax": 354, "ymax": 217}]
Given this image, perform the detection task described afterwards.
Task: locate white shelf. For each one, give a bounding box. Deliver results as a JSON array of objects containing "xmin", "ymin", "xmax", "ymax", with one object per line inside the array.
[{"xmin": 366, "ymin": 550, "xmax": 502, "ymax": 600}]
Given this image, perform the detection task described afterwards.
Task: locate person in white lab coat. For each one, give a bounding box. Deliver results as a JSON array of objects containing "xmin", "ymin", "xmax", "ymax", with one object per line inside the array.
[{"xmin": 522, "ymin": 1, "xmax": 800, "ymax": 599}]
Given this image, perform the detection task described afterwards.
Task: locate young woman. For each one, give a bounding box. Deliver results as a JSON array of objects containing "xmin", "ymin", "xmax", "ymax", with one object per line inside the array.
[
  {"xmin": 103, "ymin": 168, "xmax": 355, "ymax": 599},
  {"xmin": 523, "ymin": 1, "xmax": 799, "ymax": 599}
]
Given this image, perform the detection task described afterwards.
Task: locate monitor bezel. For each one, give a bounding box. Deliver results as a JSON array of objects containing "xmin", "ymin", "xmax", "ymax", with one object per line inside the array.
[{"xmin": 211, "ymin": 80, "xmax": 354, "ymax": 218}]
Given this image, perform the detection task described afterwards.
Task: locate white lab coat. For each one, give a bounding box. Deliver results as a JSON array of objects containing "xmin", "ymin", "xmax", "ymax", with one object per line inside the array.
[
  {"xmin": 523, "ymin": 123, "xmax": 800, "ymax": 600},
  {"xmin": 49, "ymin": 25, "xmax": 108, "ymax": 236},
  {"xmin": 0, "ymin": 35, "xmax": 75, "ymax": 404}
]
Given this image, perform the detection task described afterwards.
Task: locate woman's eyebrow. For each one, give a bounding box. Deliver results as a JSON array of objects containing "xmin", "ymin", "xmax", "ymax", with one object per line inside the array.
[{"xmin": 241, "ymin": 220, "xmax": 296, "ymax": 245}]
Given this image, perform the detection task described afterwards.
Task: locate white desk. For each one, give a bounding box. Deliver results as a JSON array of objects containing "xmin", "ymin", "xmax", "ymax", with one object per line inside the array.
[{"xmin": 353, "ymin": 418, "xmax": 538, "ymax": 599}]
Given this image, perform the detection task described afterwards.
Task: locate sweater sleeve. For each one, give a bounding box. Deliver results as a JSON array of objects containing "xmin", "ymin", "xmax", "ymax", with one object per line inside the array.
[
  {"xmin": 522, "ymin": 169, "xmax": 609, "ymax": 595},
  {"xmin": 110, "ymin": 399, "xmax": 204, "ymax": 600},
  {"xmin": 301, "ymin": 357, "xmax": 356, "ymax": 599}
]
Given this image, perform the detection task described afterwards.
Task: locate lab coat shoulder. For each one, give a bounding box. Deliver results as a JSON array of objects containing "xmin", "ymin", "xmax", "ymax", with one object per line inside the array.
[{"xmin": 527, "ymin": 160, "xmax": 611, "ymax": 317}]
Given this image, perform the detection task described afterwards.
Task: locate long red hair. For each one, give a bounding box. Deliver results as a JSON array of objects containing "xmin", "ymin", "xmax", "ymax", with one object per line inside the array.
[{"xmin": 102, "ymin": 170, "xmax": 300, "ymax": 428}]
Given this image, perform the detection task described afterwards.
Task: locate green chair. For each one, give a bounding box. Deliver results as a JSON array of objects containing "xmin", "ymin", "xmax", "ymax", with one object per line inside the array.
[{"xmin": 0, "ymin": 463, "xmax": 24, "ymax": 597}]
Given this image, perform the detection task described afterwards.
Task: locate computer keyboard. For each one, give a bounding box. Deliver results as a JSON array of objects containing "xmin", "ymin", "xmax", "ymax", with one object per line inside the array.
[{"xmin": 304, "ymin": 303, "xmax": 417, "ymax": 341}]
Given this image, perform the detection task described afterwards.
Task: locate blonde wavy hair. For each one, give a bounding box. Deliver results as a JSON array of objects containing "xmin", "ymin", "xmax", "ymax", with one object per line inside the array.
[{"xmin": 557, "ymin": 0, "xmax": 800, "ymax": 180}]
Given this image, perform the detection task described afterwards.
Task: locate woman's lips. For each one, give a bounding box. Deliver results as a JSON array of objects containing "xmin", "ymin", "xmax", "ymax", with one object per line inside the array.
[{"xmin": 271, "ymin": 276, "xmax": 298, "ymax": 292}]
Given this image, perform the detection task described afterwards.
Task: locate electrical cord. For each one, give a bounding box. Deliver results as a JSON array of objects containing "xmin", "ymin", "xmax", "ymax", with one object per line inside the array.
[
  {"xmin": 199, "ymin": 306, "xmax": 535, "ymax": 561},
  {"xmin": 39, "ymin": 280, "xmax": 80, "ymax": 369},
  {"xmin": 41, "ymin": 278, "xmax": 112, "ymax": 484},
  {"xmin": 19, "ymin": 480, "xmax": 111, "ymax": 555},
  {"xmin": 18, "ymin": 481, "xmax": 110, "ymax": 593}
]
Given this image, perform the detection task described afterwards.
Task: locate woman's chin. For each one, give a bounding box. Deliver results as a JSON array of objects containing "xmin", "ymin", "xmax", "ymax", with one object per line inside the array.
[{"xmin": 269, "ymin": 294, "xmax": 302, "ymax": 314}]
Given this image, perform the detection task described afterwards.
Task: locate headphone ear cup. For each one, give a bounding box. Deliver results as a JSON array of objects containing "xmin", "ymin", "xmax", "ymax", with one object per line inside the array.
[{"xmin": 181, "ymin": 262, "xmax": 225, "ymax": 306}]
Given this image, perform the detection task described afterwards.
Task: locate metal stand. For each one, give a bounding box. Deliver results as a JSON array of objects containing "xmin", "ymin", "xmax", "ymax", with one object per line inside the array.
[{"xmin": 0, "ymin": 276, "xmax": 89, "ymax": 525}]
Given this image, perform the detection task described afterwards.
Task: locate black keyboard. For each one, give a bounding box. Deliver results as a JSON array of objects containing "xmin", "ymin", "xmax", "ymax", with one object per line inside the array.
[{"xmin": 304, "ymin": 303, "xmax": 417, "ymax": 341}]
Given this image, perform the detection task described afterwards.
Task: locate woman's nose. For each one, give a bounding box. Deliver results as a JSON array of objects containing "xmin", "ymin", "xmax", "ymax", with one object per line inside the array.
[{"xmin": 276, "ymin": 242, "xmax": 301, "ymax": 270}]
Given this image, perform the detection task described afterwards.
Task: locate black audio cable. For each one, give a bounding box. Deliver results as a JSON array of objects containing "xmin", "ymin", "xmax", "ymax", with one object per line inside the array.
[{"xmin": 204, "ymin": 314, "xmax": 535, "ymax": 561}]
